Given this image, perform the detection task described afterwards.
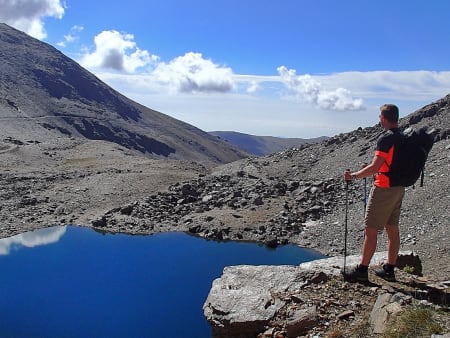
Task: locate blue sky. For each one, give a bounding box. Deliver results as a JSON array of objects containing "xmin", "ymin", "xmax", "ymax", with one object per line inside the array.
[{"xmin": 2, "ymin": 0, "xmax": 450, "ymax": 138}]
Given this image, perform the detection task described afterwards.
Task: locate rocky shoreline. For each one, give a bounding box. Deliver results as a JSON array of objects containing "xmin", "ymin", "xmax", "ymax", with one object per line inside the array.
[{"xmin": 1, "ymin": 123, "xmax": 449, "ymax": 280}]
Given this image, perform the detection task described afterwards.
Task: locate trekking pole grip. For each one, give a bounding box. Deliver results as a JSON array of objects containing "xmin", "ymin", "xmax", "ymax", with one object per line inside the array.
[{"xmin": 345, "ymin": 169, "xmax": 351, "ymax": 188}]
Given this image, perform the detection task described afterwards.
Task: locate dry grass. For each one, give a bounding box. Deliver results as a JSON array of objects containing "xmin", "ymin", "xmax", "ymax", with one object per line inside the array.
[
  {"xmin": 324, "ymin": 306, "xmax": 448, "ymax": 338},
  {"xmin": 325, "ymin": 315, "xmax": 372, "ymax": 338},
  {"xmin": 382, "ymin": 306, "xmax": 444, "ymax": 338},
  {"xmin": 324, "ymin": 329, "xmax": 345, "ymax": 338}
]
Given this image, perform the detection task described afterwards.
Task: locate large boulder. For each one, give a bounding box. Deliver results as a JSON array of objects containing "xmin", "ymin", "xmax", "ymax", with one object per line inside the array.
[{"xmin": 203, "ymin": 251, "xmax": 421, "ymax": 337}]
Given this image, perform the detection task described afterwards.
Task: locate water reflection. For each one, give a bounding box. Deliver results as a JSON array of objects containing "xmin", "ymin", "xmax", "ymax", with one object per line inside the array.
[
  {"xmin": 0, "ymin": 226, "xmax": 66, "ymax": 255},
  {"xmin": 0, "ymin": 226, "xmax": 324, "ymax": 338}
]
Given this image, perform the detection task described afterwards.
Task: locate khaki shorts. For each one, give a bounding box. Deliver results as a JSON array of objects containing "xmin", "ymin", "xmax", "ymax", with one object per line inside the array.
[{"xmin": 365, "ymin": 185, "xmax": 405, "ymax": 230}]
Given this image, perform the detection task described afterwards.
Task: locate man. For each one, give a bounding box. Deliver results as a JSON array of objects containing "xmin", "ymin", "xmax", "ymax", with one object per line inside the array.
[{"xmin": 343, "ymin": 104, "xmax": 405, "ymax": 282}]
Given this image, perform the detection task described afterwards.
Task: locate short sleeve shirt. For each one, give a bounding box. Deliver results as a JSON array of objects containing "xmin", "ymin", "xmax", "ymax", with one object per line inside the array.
[{"xmin": 374, "ymin": 128, "xmax": 402, "ymax": 188}]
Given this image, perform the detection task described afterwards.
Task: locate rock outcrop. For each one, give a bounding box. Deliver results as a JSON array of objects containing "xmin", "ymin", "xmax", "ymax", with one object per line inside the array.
[{"xmin": 203, "ymin": 252, "xmax": 448, "ymax": 338}]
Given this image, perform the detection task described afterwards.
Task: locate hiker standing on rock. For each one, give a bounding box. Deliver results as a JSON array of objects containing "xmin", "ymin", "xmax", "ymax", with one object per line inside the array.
[{"xmin": 343, "ymin": 104, "xmax": 405, "ymax": 282}]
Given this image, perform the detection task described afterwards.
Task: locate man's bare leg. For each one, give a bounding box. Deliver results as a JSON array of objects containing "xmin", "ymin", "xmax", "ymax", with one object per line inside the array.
[
  {"xmin": 385, "ymin": 224, "xmax": 400, "ymax": 265},
  {"xmin": 361, "ymin": 227, "xmax": 378, "ymax": 266}
]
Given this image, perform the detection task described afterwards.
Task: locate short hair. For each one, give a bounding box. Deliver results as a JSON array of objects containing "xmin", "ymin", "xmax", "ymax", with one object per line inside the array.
[{"xmin": 380, "ymin": 104, "xmax": 399, "ymax": 123}]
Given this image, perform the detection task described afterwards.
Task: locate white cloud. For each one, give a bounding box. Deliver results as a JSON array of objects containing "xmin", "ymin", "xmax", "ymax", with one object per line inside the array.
[
  {"xmin": 318, "ymin": 70, "xmax": 450, "ymax": 101},
  {"xmin": 246, "ymin": 80, "xmax": 260, "ymax": 93},
  {"xmin": 80, "ymin": 30, "xmax": 159, "ymax": 73},
  {"xmin": 152, "ymin": 52, "xmax": 235, "ymax": 93},
  {"xmin": 0, "ymin": 0, "xmax": 65, "ymax": 39},
  {"xmin": 277, "ymin": 66, "xmax": 365, "ymax": 111},
  {"xmin": 86, "ymin": 46, "xmax": 450, "ymax": 137},
  {"xmin": 0, "ymin": 226, "xmax": 66, "ymax": 255},
  {"xmin": 56, "ymin": 24, "xmax": 84, "ymax": 47},
  {"xmin": 81, "ymin": 42, "xmax": 235, "ymax": 94}
]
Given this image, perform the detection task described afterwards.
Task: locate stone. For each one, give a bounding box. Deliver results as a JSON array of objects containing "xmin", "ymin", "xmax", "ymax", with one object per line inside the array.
[
  {"xmin": 396, "ymin": 252, "xmax": 423, "ymax": 276},
  {"xmin": 265, "ymin": 238, "xmax": 278, "ymax": 248},
  {"xmin": 369, "ymin": 293, "xmax": 392, "ymax": 334},
  {"xmin": 252, "ymin": 196, "xmax": 264, "ymax": 206},
  {"xmin": 120, "ymin": 204, "xmax": 133, "ymax": 215},
  {"xmin": 91, "ymin": 216, "xmax": 107, "ymax": 227},
  {"xmin": 203, "ymin": 265, "xmax": 299, "ymax": 337},
  {"xmin": 369, "ymin": 293, "xmax": 402, "ymax": 335},
  {"xmin": 337, "ymin": 309, "xmax": 354, "ymax": 320},
  {"xmin": 202, "ymin": 194, "xmax": 213, "ymax": 203},
  {"xmin": 285, "ymin": 306, "xmax": 318, "ymax": 337}
]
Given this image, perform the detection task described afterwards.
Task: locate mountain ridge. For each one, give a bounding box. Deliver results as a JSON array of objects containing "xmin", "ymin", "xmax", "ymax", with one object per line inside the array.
[
  {"xmin": 0, "ymin": 23, "xmax": 247, "ymax": 163},
  {"xmin": 209, "ymin": 131, "xmax": 328, "ymax": 156}
]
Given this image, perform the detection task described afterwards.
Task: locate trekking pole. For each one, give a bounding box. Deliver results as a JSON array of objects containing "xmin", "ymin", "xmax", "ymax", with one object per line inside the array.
[
  {"xmin": 362, "ymin": 163, "xmax": 368, "ymax": 215},
  {"xmin": 363, "ymin": 177, "xmax": 367, "ymax": 214},
  {"xmin": 344, "ymin": 169, "xmax": 350, "ymax": 276}
]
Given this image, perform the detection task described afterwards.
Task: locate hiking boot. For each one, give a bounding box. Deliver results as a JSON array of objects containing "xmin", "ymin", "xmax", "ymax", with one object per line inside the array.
[
  {"xmin": 375, "ymin": 264, "xmax": 396, "ymax": 282},
  {"xmin": 343, "ymin": 265, "xmax": 368, "ymax": 282}
]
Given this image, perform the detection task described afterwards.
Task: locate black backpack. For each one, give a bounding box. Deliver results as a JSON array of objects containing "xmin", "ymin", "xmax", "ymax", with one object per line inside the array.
[{"xmin": 387, "ymin": 127, "xmax": 435, "ymax": 187}]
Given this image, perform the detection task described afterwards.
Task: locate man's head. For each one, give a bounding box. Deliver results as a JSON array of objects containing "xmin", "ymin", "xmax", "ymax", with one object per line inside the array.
[{"xmin": 379, "ymin": 104, "xmax": 399, "ymax": 124}]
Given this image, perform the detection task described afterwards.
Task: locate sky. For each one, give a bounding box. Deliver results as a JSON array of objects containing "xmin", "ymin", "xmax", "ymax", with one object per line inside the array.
[{"xmin": 1, "ymin": 0, "xmax": 450, "ymax": 138}]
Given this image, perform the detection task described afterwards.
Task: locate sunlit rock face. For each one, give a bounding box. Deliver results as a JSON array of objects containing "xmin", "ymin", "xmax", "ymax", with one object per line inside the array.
[{"xmin": 203, "ymin": 252, "xmax": 422, "ymax": 338}]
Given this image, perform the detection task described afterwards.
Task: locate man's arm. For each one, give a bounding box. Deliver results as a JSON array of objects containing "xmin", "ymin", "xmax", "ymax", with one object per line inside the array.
[{"xmin": 344, "ymin": 155, "xmax": 385, "ymax": 180}]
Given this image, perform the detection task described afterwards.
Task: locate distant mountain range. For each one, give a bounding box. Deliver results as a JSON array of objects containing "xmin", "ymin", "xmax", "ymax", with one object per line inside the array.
[
  {"xmin": 0, "ymin": 23, "xmax": 248, "ymax": 163},
  {"xmin": 209, "ymin": 131, "xmax": 328, "ymax": 156}
]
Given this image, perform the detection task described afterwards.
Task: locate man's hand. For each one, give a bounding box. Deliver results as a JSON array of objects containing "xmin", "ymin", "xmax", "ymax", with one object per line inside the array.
[{"xmin": 344, "ymin": 169, "xmax": 353, "ymax": 181}]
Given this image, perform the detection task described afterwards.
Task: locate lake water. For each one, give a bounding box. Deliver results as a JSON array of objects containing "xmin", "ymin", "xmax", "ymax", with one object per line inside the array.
[{"xmin": 0, "ymin": 226, "xmax": 325, "ymax": 338}]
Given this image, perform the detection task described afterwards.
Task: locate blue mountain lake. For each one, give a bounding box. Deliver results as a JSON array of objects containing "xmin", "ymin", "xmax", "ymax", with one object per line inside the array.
[{"xmin": 0, "ymin": 225, "xmax": 325, "ymax": 337}]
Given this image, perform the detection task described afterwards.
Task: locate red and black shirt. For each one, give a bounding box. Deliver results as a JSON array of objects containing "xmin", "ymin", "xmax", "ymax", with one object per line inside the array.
[{"xmin": 374, "ymin": 128, "xmax": 403, "ymax": 188}]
